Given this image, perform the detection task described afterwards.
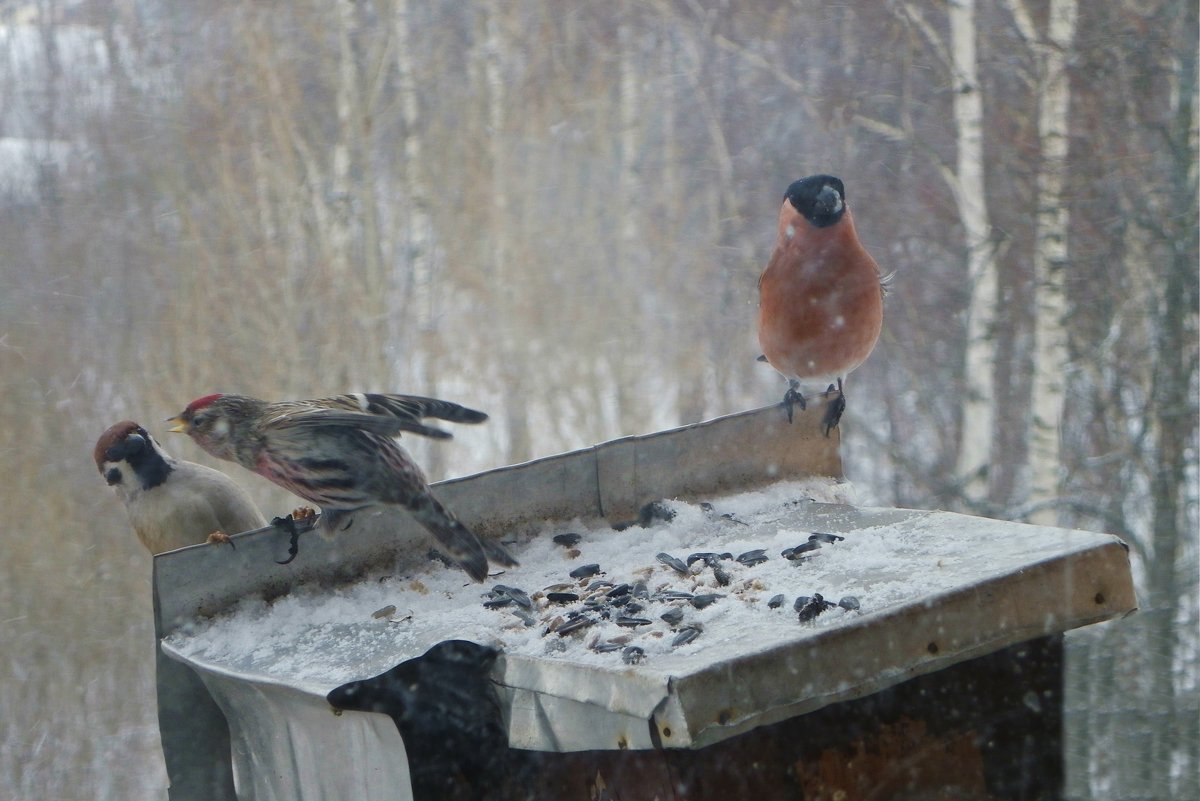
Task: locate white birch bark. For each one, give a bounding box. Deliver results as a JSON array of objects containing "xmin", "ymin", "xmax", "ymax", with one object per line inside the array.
[
  {"xmin": 394, "ymin": 0, "xmax": 435, "ymax": 334},
  {"xmin": 1021, "ymin": 0, "xmax": 1079, "ymax": 524},
  {"xmin": 947, "ymin": 0, "xmax": 999, "ymax": 500},
  {"xmin": 613, "ymin": 17, "xmax": 647, "ymax": 430},
  {"xmin": 481, "ymin": 8, "xmax": 532, "ymax": 463},
  {"xmin": 328, "ymin": 0, "xmax": 357, "ymax": 279},
  {"xmin": 394, "ymin": 0, "xmax": 443, "ymax": 475}
]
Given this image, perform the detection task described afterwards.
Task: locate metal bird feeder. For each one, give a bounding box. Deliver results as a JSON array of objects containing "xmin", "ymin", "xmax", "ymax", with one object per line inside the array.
[{"xmin": 152, "ymin": 399, "xmax": 1136, "ymax": 801}]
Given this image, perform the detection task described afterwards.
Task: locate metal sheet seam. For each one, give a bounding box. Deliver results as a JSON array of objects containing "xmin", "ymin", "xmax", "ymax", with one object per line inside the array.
[{"xmin": 590, "ymin": 443, "xmax": 606, "ymax": 518}]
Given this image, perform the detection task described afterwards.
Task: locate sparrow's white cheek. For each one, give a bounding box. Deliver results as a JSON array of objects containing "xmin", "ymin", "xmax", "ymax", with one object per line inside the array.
[{"xmin": 213, "ymin": 418, "xmax": 230, "ymax": 438}]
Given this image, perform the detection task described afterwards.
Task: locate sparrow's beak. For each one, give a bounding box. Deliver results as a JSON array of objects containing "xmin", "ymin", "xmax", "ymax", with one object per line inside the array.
[{"xmin": 166, "ymin": 416, "xmax": 188, "ymax": 434}]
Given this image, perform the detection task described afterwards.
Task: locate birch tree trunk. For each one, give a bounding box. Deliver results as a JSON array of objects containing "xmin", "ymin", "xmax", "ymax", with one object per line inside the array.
[
  {"xmin": 394, "ymin": 0, "xmax": 434, "ymax": 338},
  {"xmin": 1021, "ymin": 0, "xmax": 1079, "ymax": 525},
  {"xmin": 658, "ymin": 34, "xmax": 707, "ymax": 425},
  {"xmin": 612, "ymin": 15, "xmax": 648, "ymax": 431},
  {"xmin": 1143, "ymin": 2, "xmax": 1198, "ymax": 791},
  {"xmin": 329, "ymin": 0, "xmax": 357, "ymax": 283},
  {"xmin": 393, "ymin": 0, "xmax": 445, "ymax": 476},
  {"xmin": 947, "ymin": 0, "xmax": 999, "ymax": 503},
  {"xmin": 481, "ymin": 7, "xmax": 532, "ymax": 463}
]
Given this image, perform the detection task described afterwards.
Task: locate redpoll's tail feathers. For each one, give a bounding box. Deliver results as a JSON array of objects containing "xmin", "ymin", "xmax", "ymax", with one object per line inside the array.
[
  {"xmin": 408, "ymin": 492, "xmax": 491, "ymax": 582},
  {"xmin": 480, "ymin": 535, "xmax": 520, "ymax": 568}
]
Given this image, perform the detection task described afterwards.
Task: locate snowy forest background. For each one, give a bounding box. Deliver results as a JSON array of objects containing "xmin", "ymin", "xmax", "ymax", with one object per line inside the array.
[{"xmin": 0, "ymin": 1, "xmax": 1195, "ymax": 799}]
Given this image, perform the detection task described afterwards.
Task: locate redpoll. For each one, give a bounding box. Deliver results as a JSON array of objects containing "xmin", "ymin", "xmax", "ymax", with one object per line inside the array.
[{"xmin": 167, "ymin": 393, "xmax": 517, "ymax": 581}]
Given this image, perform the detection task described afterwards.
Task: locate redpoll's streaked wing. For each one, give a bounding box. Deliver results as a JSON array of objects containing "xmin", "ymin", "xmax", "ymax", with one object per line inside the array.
[
  {"xmin": 254, "ymin": 429, "xmax": 401, "ymax": 511},
  {"xmin": 262, "ymin": 393, "xmax": 487, "ymax": 440},
  {"xmin": 266, "ymin": 408, "xmax": 456, "ymax": 440},
  {"xmin": 337, "ymin": 393, "xmax": 488, "ymax": 425}
]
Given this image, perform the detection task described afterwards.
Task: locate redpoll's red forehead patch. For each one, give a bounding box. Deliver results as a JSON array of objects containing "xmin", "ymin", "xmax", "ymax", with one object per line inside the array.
[{"xmin": 186, "ymin": 394, "xmax": 224, "ymax": 414}]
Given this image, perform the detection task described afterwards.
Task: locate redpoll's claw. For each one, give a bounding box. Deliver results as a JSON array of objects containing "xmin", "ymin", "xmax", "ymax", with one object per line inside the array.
[
  {"xmin": 290, "ymin": 506, "xmax": 317, "ymax": 522},
  {"xmin": 273, "ymin": 507, "xmax": 349, "ymax": 564},
  {"xmin": 206, "ymin": 530, "xmax": 236, "ymax": 550}
]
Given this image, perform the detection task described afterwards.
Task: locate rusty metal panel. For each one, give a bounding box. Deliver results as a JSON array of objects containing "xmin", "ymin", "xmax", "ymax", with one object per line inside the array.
[
  {"xmin": 436, "ymin": 399, "xmax": 842, "ymax": 535},
  {"xmin": 152, "ymin": 628, "xmax": 237, "ymax": 801}
]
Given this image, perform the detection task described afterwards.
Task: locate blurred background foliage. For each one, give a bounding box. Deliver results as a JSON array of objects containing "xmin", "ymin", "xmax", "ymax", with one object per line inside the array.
[{"xmin": 0, "ymin": 1, "xmax": 1195, "ymax": 799}]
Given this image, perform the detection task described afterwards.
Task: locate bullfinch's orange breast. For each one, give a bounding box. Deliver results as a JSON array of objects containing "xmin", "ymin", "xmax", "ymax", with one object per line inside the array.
[{"xmin": 757, "ymin": 205, "xmax": 883, "ymax": 382}]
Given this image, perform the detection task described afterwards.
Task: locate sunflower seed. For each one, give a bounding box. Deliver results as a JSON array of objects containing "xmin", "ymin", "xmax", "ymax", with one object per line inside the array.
[
  {"xmin": 660, "ymin": 607, "xmax": 685, "ymax": 625},
  {"xmin": 569, "ymin": 563, "xmax": 602, "ymax": 579},
  {"xmin": 622, "ymin": 646, "xmax": 646, "ymax": 665},
  {"xmin": 736, "ymin": 549, "xmax": 768, "ymax": 566},
  {"xmin": 672, "ymin": 625, "xmax": 703, "ymax": 647},
  {"xmin": 690, "ymin": 593, "xmax": 724, "ymax": 610},
  {"xmin": 656, "ymin": 552, "xmax": 689, "ymax": 575}
]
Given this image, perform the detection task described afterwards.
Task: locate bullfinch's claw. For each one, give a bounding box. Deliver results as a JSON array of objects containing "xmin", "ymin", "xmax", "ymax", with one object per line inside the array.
[
  {"xmin": 782, "ymin": 383, "xmax": 807, "ymax": 424},
  {"xmin": 820, "ymin": 379, "xmax": 846, "ymax": 437}
]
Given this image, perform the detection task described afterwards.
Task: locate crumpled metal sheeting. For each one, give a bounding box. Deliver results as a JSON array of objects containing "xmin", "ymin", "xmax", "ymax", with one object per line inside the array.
[
  {"xmin": 497, "ymin": 654, "xmax": 673, "ymax": 724},
  {"xmin": 189, "ymin": 664, "xmax": 412, "ymax": 801},
  {"xmin": 501, "ymin": 687, "xmax": 660, "ymax": 752}
]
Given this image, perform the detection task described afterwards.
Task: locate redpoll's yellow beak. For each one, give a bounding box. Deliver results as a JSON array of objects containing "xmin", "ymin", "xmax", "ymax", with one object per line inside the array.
[{"xmin": 166, "ymin": 416, "xmax": 189, "ymax": 434}]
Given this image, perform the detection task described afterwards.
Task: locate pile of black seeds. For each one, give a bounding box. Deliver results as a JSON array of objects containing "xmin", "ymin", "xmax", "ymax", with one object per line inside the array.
[{"xmin": 479, "ymin": 518, "xmax": 863, "ymax": 665}]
